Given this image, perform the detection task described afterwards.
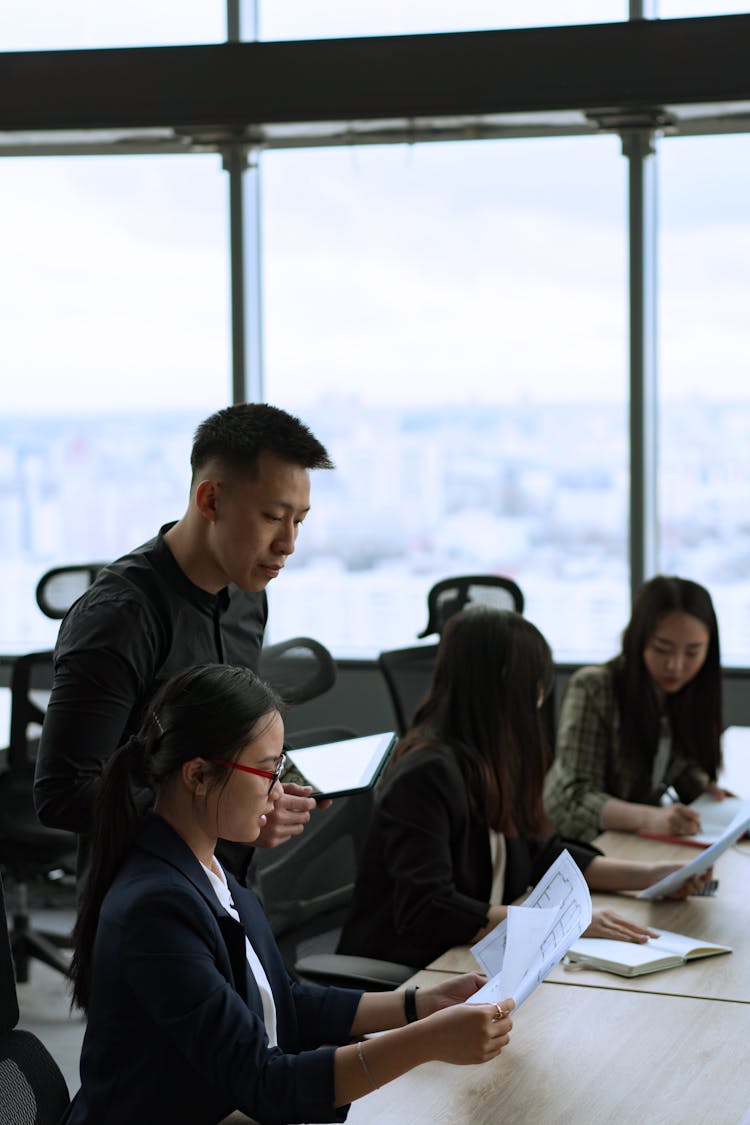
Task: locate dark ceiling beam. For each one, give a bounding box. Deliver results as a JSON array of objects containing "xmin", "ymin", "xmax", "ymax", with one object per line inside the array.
[{"xmin": 1, "ymin": 15, "xmax": 750, "ymax": 133}]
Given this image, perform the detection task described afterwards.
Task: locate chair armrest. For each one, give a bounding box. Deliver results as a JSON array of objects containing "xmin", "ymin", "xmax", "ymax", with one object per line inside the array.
[{"xmin": 294, "ymin": 953, "xmax": 416, "ymax": 990}]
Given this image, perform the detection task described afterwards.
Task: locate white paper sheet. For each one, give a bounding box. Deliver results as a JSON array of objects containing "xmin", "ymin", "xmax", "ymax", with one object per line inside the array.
[
  {"xmin": 638, "ymin": 805, "xmax": 750, "ymax": 899},
  {"xmin": 467, "ymin": 849, "xmax": 592, "ymax": 1010}
]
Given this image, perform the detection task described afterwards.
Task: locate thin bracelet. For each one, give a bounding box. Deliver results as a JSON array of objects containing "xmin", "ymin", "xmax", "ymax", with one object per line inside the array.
[
  {"xmin": 404, "ymin": 985, "xmax": 419, "ymax": 1023},
  {"xmin": 356, "ymin": 1040, "xmax": 378, "ymax": 1090}
]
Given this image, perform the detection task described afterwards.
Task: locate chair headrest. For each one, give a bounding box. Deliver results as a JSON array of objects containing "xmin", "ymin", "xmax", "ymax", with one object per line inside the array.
[{"xmin": 417, "ymin": 574, "xmax": 524, "ymax": 637}]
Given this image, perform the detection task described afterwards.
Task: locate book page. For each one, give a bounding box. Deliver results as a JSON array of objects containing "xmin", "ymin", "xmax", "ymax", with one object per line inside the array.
[
  {"xmin": 644, "ymin": 928, "xmax": 731, "ymax": 958},
  {"xmin": 468, "ymin": 849, "xmax": 593, "ymax": 1010},
  {"xmin": 638, "ymin": 805, "xmax": 750, "ymax": 899},
  {"xmin": 567, "ymin": 928, "xmax": 730, "ymax": 971},
  {"xmin": 566, "ymin": 936, "xmax": 674, "ymax": 970}
]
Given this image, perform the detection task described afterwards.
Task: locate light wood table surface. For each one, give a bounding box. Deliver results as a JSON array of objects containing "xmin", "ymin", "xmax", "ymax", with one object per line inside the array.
[
  {"xmin": 429, "ymin": 827, "xmax": 750, "ymax": 1001},
  {"xmin": 353, "ymin": 731, "xmax": 750, "ymax": 1123},
  {"xmin": 547, "ymin": 833, "xmax": 750, "ymax": 1003},
  {"xmin": 349, "ymin": 971, "xmax": 750, "ymax": 1125},
  {"xmin": 425, "ymin": 837, "xmax": 746, "ymax": 1003}
]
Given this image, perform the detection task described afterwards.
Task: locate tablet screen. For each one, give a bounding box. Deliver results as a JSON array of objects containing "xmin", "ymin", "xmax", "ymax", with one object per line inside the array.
[{"xmin": 284, "ymin": 731, "xmax": 397, "ymax": 799}]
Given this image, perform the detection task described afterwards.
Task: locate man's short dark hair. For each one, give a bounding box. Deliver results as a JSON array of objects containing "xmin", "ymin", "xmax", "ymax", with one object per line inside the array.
[{"xmin": 191, "ymin": 402, "xmax": 333, "ymax": 481}]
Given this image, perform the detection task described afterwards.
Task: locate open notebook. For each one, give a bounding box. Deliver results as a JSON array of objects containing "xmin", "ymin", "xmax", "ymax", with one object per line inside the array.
[{"xmin": 565, "ymin": 928, "xmax": 731, "ymax": 977}]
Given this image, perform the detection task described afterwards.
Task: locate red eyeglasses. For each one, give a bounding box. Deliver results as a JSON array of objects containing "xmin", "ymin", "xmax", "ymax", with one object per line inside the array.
[{"xmin": 210, "ymin": 752, "xmax": 286, "ymax": 795}]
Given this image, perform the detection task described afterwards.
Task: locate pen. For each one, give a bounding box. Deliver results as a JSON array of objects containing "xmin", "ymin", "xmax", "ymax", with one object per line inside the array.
[{"xmin": 660, "ymin": 784, "xmax": 680, "ymax": 804}]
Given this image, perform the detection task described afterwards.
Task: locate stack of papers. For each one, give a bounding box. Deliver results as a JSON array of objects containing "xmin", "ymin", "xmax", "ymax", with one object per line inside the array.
[{"xmin": 465, "ymin": 850, "xmax": 592, "ymax": 1012}]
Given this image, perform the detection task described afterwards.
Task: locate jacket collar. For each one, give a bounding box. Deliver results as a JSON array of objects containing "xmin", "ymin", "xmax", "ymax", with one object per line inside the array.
[
  {"xmin": 133, "ymin": 813, "xmax": 255, "ymax": 1004},
  {"xmin": 134, "ymin": 812, "xmax": 231, "ymax": 918}
]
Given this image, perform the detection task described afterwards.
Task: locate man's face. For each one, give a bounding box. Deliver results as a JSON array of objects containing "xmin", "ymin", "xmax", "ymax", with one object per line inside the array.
[{"xmin": 203, "ymin": 450, "xmax": 311, "ymax": 592}]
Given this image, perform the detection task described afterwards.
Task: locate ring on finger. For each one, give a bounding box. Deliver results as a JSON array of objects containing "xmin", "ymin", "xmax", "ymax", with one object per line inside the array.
[{"xmin": 492, "ymin": 1003, "xmax": 508, "ymax": 1022}]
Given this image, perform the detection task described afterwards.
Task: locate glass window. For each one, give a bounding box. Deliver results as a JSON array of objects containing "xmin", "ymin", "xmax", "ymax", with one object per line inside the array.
[
  {"xmin": 260, "ymin": 1, "xmax": 625, "ymax": 40},
  {"xmin": 658, "ymin": 133, "xmax": 750, "ymax": 665},
  {"xmin": 0, "ymin": 2, "xmax": 224, "ymax": 50},
  {"xmin": 659, "ymin": 2, "xmax": 749, "ymax": 17},
  {"xmin": 262, "ymin": 137, "xmax": 628, "ymax": 659},
  {"xmin": 0, "ymin": 155, "xmax": 229, "ymax": 652}
]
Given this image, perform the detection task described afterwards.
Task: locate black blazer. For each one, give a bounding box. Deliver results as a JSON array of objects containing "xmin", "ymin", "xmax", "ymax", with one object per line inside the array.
[
  {"xmin": 338, "ymin": 746, "xmax": 599, "ymax": 968},
  {"xmin": 63, "ymin": 814, "xmax": 361, "ymax": 1125}
]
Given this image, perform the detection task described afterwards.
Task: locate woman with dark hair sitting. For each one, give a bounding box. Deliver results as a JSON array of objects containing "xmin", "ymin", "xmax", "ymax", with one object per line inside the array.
[
  {"xmin": 544, "ymin": 575, "xmax": 727, "ymax": 843},
  {"xmin": 63, "ymin": 663, "xmax": 514, "ymax": 1125},
  {"xmin": 338, "ymin": 607, "xmax": 710, "ymax": 970}
]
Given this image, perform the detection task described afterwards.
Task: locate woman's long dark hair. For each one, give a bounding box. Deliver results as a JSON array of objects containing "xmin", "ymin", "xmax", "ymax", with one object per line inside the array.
[
  {"xmin": 610, "ymin": 575, "xmax": 723, "ymax": 783},
  {"xmin": 392, "ymin": 607, "xmax": 554, "ymax": 835},
  {"xmin": 70, "ymin": 663, "xmax": 281, "ymax": 1013}
]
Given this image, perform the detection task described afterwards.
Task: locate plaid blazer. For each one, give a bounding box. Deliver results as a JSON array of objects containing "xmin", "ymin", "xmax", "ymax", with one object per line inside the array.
[{"xmin": 543, "ymin": 664, "xmax": 709, "ymax": 842}]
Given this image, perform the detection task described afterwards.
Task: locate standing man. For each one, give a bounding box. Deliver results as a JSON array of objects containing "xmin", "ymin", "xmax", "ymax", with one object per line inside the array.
[{"xmin": 34, "ymin": 402, "xmax": 334, "ymax": 880}]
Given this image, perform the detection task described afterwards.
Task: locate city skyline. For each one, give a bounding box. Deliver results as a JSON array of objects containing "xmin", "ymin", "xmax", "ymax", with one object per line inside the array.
[{"xmin": 2, "ymin": 397, "xmax": 749, "ymax": 666}]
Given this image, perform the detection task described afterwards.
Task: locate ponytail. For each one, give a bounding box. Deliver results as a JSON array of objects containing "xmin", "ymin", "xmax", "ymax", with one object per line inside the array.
[
  {"xmin": 69, "ymin": 664, "xmax": 282, "ymax": 1012},
  {"xmin": 70, "ymin": 732, "xmax": 153, "ymax": 1011}
]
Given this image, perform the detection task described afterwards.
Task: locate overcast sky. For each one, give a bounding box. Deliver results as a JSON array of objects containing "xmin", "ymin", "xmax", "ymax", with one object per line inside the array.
[{"xmin": 1, "ymin": 1, "xmax": 747, "ymax": 411}]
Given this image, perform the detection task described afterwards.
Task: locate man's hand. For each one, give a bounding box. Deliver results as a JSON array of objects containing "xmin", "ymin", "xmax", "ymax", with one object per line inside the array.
[{"xmin": 254, "ymin": 783, "xmax": 332, "ymax": 848}]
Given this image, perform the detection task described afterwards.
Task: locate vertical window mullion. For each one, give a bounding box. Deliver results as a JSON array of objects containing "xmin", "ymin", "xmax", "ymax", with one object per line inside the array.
[
  {"xmin": 624, "ymin": 128, "xmax": 659, "ymax": 596},
  {"xmin": 226, "ymin": 0, "xmax": 263, "ymax": 405}
]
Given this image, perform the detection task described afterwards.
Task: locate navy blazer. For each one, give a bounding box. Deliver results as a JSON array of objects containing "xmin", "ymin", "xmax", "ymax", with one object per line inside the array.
[{"xmin": 63, "ymin": 814, "xmax": 362, "ymax": 1125}]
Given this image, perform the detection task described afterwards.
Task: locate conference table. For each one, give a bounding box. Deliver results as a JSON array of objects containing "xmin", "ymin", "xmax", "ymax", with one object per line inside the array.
[
  {"xmin": 347, "ymin": 975, "xmax": 750, "ymax": 1125},
  {"xmin": 349, "ymin": 729, "xmax": 750, "ymax": 1124}
]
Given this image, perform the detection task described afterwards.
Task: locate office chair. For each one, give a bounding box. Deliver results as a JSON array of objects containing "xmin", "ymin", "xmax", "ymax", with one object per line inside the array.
[
  {"xmin": 0, "ymin": 873, "xmax": 70, "ymax": 1123},
  {"xmin": 380, "ymin": 574, "xmax": 526, "ymax": 734},
  {"xmin": 417, "ymin": 574, "xmax": 524, "ymax": 638},
  {"xmin": 257, "ymin": 635, "xmax": 368, "ymax": 756},
  {"xmin": 35, "ymin": 563, "xmax": 107, "ymax": 620},
  {"xmin": 0, "ymin": 565, "xmax": 102, "ymax": 984},
  {"xmin": 258, "ymin": 635, "xmax": 337, "ymax": 706},
  {"xmin": 254, "ymin": 635, "xmax": 410, "ymax": 985},
  {"xmin": 0, "ymin": 652, "xmax": 77, "ymax": 983},
  {"xmin": 253, "ymin": 787, "xmax": 413, "ymax": 990}
]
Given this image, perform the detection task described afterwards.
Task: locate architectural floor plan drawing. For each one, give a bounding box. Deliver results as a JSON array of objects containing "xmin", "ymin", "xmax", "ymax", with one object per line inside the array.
[{"xmin": 470, "ymin": 850, "xmax": 593, "ymax": 1009}]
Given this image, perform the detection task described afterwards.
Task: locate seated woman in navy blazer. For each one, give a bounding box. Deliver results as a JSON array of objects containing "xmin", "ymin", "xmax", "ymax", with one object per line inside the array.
[
  {"xmin": 338, "ymin": 608, "xmax": 712, "ymax": 969},
  {"xmin": 64, "ymin": 663, "xmax": 514, "ymax": 1125}
]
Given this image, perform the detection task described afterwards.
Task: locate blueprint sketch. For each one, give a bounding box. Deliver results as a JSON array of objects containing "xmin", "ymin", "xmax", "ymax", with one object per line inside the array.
[{"xmin": 467, "ymin": 849, "xmax": 593, "ymax": 1011}]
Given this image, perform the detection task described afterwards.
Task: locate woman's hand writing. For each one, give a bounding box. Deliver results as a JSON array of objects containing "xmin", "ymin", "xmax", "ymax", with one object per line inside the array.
[{"xmin": 643, "ymin": 803, "xmax": 701, "ymax": 837}]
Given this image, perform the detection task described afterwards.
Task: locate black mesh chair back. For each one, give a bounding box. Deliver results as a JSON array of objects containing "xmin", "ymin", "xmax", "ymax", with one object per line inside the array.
[
  {"xmin": 35, "ymin": 563, "xmax": 106, "ymax": 620},
  {"xmin": 418, "ymin": 574, "xmax": 524, "ymax": 638},
  {"xmin": 0, "ymin": 1028, "xmax": 70, "ymax": 1124},
  {"xmin": 381, "ymin": 574, "xmax": 526, "ymax": 734},
  {"xmin": 0, "ymin": 874, "xmax": 70, "ymax": 1123}
]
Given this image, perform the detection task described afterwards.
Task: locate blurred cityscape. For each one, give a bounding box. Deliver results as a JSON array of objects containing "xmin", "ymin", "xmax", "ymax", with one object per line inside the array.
[{"xmin": 1, "ymin": 397, "xmax": 749, "ymax": 664}]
